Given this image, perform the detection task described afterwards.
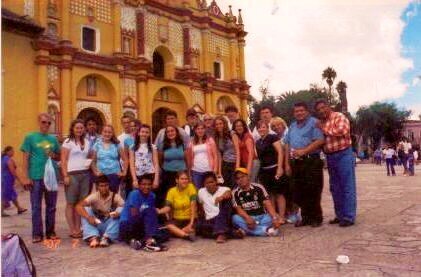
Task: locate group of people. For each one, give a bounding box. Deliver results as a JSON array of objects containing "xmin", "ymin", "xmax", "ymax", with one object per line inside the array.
[
  {"xmin": 2, "ymin": 98, "xmax": 357, "ymax": 252},
  {"xmin": 375, "ymin": 139, "xmax": 418, "ymax": 177}
]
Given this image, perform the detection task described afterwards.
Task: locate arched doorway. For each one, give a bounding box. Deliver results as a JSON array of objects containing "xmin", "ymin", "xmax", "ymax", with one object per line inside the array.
[
  {"xmin": 216, "ymin": 96, "xmax": 236, "ymax": 115},
  {"xmin": 77, "ymin": 108, "xmax": 105, "ymax": 133},
  {"xmin": 152, "ymin": 86, "xmax": 188, "ymax": 138},
  {"xmin": 153, "ymin": 52, "xmax": 165, "ymax": 78},
  {"xmin": 152, "ymin": 46, "xmax": 175, "ymax": 79},
  {"xmin": 152, "ymin": 107, "xmax": 170, "ymax": 139}
]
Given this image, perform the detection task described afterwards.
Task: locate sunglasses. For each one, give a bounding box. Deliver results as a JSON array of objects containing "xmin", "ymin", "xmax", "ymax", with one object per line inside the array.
[{"xmin": 41, "ymin": 121, "xmax": 52, "ymax": 125}]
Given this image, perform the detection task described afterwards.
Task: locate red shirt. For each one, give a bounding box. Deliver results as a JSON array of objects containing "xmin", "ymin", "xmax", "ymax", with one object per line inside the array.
[
  {"xmin": 320, "ymin": 112, "xmax": 352, "ymax": 153},
  {"xmin": 238, "ymin": 132, "xmax": 255, "ymax": 167}
]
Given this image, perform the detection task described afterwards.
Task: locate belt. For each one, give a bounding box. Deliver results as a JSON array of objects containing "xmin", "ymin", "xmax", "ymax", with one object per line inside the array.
[
  {"xmin": 290, "ymin": 153, "xmax": 320, "ymax": 160},
  {"xmin": 68, "ymin": 170, "xmax": 90, "ymax": 176}
]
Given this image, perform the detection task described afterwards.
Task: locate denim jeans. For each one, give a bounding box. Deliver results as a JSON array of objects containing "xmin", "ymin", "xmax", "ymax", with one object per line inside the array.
[
  {"xmin": 232, "ymin": 213, "xmax": 272, "ymax": 236},
  {"xmin": 197, "ymin": 200, "xmax": 232, "ymax": 237},
  {"xmin": 81, "ymin": 207, "xmax": 121, "ymax": 241},
  {"xmin": 326, "ymin": 147, "xmax": 357, "ymax": 223},
  {"xmin": 191, "ymin": 171, "xmax": 208, "ymax": 190},
  {"xmin": 30, "ymin": 180, "xmax": 58, "ymax": 238},
  {"xmin": 385, "ymin": 158, "xmax": 395, "ymax": 175},
  {"xmin": 119, "ymin": 206, "xmax": 158, "ymax": 242}
]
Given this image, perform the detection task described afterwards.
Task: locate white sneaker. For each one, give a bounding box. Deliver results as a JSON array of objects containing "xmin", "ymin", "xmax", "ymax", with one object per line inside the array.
[{"xmin": 266, "ymin": 227, "xmax": 280, "ymax": 237}]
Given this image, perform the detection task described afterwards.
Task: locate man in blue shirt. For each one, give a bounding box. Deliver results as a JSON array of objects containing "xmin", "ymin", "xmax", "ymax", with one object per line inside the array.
[
  {"xmin": 284, "ymin": 102, "xmax": 325, "ymax": 228},
  {"xmin": 119, "ymin": 174, "xmax": 167, "ymax": 252}
]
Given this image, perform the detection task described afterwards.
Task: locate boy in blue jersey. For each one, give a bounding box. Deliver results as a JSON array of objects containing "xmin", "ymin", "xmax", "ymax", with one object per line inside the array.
[{"xmin": 119, "ymin": 174, "xmax": 167, "ymax": 252}]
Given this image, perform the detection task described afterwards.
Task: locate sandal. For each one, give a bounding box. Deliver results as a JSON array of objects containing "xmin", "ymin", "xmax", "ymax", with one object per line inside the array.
[
  {"xmin": 89, "ymin": 236, "xmax": 100, "ymax": 248},
  {"xmin": 32, "ymin": 237, "xmax": 43, "ymax": 243},
  {"xmin": 69, "ymin": 232, "xmax": 83, "ymax": 239},
  {"xmin": 46, "ymin": 233, "xmax": 60, "ymax": 240}
]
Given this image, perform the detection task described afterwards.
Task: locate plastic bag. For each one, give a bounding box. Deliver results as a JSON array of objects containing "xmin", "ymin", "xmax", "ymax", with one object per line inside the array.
[{"xmin": 43, "ymin": 158, "xmax": 58, "ymax": 191}]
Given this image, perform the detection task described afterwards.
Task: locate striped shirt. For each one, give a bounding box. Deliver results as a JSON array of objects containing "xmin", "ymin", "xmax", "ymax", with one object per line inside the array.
[{"xmin": 320, "ymin": 112, "xmax": 352, "ymax": 154}]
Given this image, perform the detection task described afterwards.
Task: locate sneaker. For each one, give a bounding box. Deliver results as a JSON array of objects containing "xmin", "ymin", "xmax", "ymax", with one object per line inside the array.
[
  {"xmin": 143, "ymin": 239, "xmax": 165, "ymax": 252},
  {"xmin": 266, "ymin": 227, "xmax": 280, "ymax": 237},
  {"xmin": 286, "ymin": 214, "xmax": 299, "ymax": 224},
  {"xmin": 130, "ymin": 239, "xmax": 143, "ymax": 250},
  {"xmin": 339, "ymin": 220, "xmax": 354, "ymax": 227},
  {"xmin": 99, "ymin": 237, "xmax": 110, "ymax": 247}
]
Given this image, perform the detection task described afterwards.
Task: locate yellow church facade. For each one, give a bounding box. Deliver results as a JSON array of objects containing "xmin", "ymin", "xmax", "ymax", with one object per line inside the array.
[{"xmin": 2, "ymin": 0, "xmax": 250, "ymax": 154}]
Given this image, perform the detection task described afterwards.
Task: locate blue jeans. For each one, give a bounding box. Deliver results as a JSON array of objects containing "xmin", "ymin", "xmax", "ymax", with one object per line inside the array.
[
  {"xmin": 232, "ymin": 213, "xmax": 272, "ymax": 236},
  {"xmin": 191, "ymin": 171, "xmax": 208, "ymax": 189},
  {"xmin": 326, "ymin": 147, "xmax": 357, "ymax": 223},
  {"xmin": 119, "ymin": 206, "xmax": 159, "ymax": 242},
  {"xmin": 385, "ymin": 158, "xmax": 395, "ymax": 175},
  {"xmin": 30, "ymin": 180, "xmax": 58, "ymax": 238},
  {"xmin": 81, "ymin": 207, "xmax": 121, "ymax": 241}
]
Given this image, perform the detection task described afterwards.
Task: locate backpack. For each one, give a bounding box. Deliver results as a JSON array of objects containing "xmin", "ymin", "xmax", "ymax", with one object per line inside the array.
[{"xmin": 2, "ymin": 233, "xmax": 36, "ymax": 277}]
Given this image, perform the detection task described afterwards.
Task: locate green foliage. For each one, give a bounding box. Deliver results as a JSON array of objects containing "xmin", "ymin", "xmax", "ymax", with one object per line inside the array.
[{"xmin": 355, "ymin": 102, "xmax": 411, "ymax": 149}]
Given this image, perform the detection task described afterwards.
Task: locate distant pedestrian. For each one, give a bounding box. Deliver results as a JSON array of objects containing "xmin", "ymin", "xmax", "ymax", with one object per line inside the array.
[
  {"xmin": 1, "ymin": 146, "xmax": 27, "ymax": 217},
  {"xmin": 383, "ymin": 145, "xmax": 396, "ymax": 176},
  {"xmin": 408, "ymin": 149, "xmax": 415, "ymax": 176},
  {"xmin": 398, "ymin": 138, "xmax": 412, "ymax": 176},
  {"xmin": 316, "ymin": 99, "xmax": 356, "ymax": 227}
]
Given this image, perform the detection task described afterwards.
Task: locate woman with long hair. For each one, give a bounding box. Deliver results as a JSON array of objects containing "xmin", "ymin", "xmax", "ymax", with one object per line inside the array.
[
  {"xmin": 91, "ymin": 124, "xmax": 127, "ymax": 193},
  {"xmin": 157, "ymin": 125, "xmax": 187, "ymax": 207},
  {"xmin": 157, "ymin": 170, "xmax": 197, "ymax": 241},
  {"xmin": 214, "ymin": 116, "xmax": 240, "ymax": 188},
  {"xmin": 1, "ymin": 146, "xmax": 27, "ymax": 217},
  {"xmin": 233, "ymin": 119, "xmax": 255, "ymax": 176},
  {"xmin": 186, "ymin": 121, "xmax": 218, "ymax": 189},
  {"xmin": 256, "ymin": 120, "xmax": 286, "ymax": 223},
  {"xmin": 61, "ymin": 119, "xmax": 91, "ymax": 238},
  {"xmin": 130, "ymin": 124, "xmax": 159, "ymax": 192}
]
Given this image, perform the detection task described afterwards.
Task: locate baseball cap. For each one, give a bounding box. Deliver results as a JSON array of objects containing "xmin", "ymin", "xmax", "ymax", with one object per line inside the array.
[{"xmin": 235, "ymin": 167, "xmax": 249, "ymax": 176}]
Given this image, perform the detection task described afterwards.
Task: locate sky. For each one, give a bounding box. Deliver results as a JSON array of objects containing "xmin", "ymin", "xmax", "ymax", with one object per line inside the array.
[{"xmin": 218, "ymin": 0, "xmax": 421, "ymax": 118}]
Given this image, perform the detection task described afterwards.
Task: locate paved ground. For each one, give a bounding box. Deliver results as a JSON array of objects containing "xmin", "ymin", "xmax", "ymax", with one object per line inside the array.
[{"xmin": 2, "ymin": 164, "xmax": 421, "ymax": 277}]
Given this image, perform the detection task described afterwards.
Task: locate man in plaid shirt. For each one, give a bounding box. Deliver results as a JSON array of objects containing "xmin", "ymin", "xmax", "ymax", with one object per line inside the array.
[{"xmin": 315, "ymin": 99, "xmax": 356, "ymax": 227}]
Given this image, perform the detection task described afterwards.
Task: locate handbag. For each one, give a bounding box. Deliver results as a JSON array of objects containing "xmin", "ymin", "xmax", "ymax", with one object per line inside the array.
[{"xmin": 43, "ymin": 158, "xmax": 58, "ymax": 191}]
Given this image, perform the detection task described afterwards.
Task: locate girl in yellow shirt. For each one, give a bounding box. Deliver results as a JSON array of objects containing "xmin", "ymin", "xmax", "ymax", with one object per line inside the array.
[{"xmin": 157, "ymin": 171, "xmax": 197, "ymax": 241}]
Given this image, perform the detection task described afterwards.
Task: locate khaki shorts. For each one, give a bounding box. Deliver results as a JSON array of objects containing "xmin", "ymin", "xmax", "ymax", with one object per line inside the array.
[{"xmin": 65, "ymin": 171, "xmax": 90, "ymax": 204}]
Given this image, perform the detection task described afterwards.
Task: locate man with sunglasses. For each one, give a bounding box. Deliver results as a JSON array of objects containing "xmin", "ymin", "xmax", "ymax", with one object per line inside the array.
[{"xmin": 21, "ymin": 113, "xmax": 61, "ymax": 243}]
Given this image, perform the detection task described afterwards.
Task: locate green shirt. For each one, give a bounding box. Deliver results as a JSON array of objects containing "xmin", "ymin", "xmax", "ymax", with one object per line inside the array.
[{"xmin": 20, "ymin": 132, "xmax": 60, "ymax": 180}]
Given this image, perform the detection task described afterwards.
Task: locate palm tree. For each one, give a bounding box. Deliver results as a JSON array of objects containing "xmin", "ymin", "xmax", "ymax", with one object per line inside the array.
[
  {"xmin": 336, "ymin": 81, "xmax": 348, "ymax": 113},
  {"xmin": 322, "ymin": 67, "xmax": 337, "ymax": 94}
]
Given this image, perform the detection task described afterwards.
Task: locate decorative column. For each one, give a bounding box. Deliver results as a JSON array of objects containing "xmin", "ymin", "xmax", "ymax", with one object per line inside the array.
[
  {"xmin": 137, "ymin": 80, "xmax": 150, "ymax": 124},
  {"xmin": 238, "ymin": 40, "xmax": 246, "ymax": 80},
  {"xmin": 240, "ymin": 94, "xmax": 248, "ymax": 120},
  {"xmin": 182, "ymin": 25, "xmax": 191, "ymax": 67},
  {"xmin": 229, "ymin": 39, "xmax": 238, "ymax": 80},
  {"xmin": 37, "ymin": 0, "xmax": 48, "ymax": 27},
  {"xmin": 114, "ymin": 77, "xmax": 123, "ymax": 132},
  {"xmin": 60, "ymin": 61, "xmax": 72, "ymax": 135},
  {"xmin": 136, "ymin": 10, "xmax": 145, "ymax": 57},
  {"xmin": 201, "ymin": 29, "xmax": 211, "ymax": 73},
  {"xmin": 37, "ymin": 50, "xmax": 49, "ymax": 113},
  {"xmin": 205, "ymin": 91, "xmax": 213, "ymax": 114},
  {"xmin": 113, "ymin": 2, "xmax": 121, "ymax": 53},
  {"xmin": 61, "ymin": 0, "xmax": 70, "ymax": 40}
]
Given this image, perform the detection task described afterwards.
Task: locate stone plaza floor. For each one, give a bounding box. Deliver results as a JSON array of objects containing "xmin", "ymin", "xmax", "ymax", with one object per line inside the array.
[{"xmin": 2, "ymin": 164, "xmax": 421, "ymax": 276}]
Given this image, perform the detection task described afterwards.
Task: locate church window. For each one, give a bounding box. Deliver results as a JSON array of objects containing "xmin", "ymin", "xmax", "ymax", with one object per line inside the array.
[
  {"xmin": 213, "ymin": 61, "xmax": 222, "ymax": 80},
  {"xmin": 86, "ymin": 76, "xmax": 97, "ymax": 96},
  {"xmin": 82, "ymin": 26, "xmax": 98, "ymax": 52}
]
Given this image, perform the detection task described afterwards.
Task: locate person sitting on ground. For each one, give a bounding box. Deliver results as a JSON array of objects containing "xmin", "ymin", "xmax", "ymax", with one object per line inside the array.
[
  {"xmin": 119, "ymin": 174, "xmax": 167, "ymax": 252},
  {"xmin": 196, "ymin": 172, "xmax": 233, "ymax": 243},
  {"xmin": 231, "ymin": 168, "xmax": 282, "ymax": 237},
  {"xmin": 76, "ymin": 175, "xmax": 124, "ymax": 248},
  {"xmin": 157, "ymin": 170, "xmax": 197, "ymax": 241}
]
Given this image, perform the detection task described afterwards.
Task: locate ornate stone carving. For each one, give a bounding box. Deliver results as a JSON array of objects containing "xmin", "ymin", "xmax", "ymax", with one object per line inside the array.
[
  {"xmin": 192, "ymin": 89, "xmax": 205, "ymax": 107},
  {"xmin": 48, "ymin": 99, "xmax": 61, "ymax": 112},
  {"xmin": 121, "ymin": 6, "xmax": 136, "ymax": 32},
  {"xmin": 123, "ymin": 78, "xmax": 137, "ymax": 100},
  {"xmin": 190, "ymin": 27, "xmax": 202, "ymax": 51},
  {"xmin": 76, "ymin": 100, "xmax": 112, "ymax": 124},
  {"xmin": 208, "ymin": 33, "xmax": 229, "ymax": 56},
  {"xmin": 24, "ymin": 0, "xmax": 35, "ymax": 17},
  {"xmin": 70, "ymin": 0, "xmax": 112, "ymax": 24},
  {"xmin": 169, "ymin": 20, "xmax": 183, "ymax": 66}
]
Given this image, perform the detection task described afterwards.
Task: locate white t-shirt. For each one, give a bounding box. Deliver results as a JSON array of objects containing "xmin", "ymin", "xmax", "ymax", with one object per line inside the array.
[
  {"xmin": 198, "ymin": 186, "xmax": 230, "ymax": 220},
  {"xmin": 192, "ymin": 143, "xmax": 211, "ymax": 172},
  {"xmin": 384, "ymin": 149, "xmax": 396, "ymax": 159},
  {"xmin": 133, "ymin": 143, "xmax": 157, "ymax": 176},
  {"xmin": 62, "ymin": 138, "xmax": 90, "ymax": 172},
  {"xmin": 118, "ymin": 132, "xmax": 131, "ymax": 149}
]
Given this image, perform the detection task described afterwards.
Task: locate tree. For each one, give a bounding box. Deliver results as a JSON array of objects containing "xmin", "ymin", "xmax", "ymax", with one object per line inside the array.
[
  {"xmin": 249, "ymin": 80, "xmax": 276, "ymax": 128},
  {"xmin": 322, "ymin": 67, "xmax": 337, "ymax": 94},
  {"xmin": 355, "ymin": 102, "xmax": 411, "ymax": 149},
  {"xmin": 336, "ymin": 81, "xmax": 348, "ymax": 113}
]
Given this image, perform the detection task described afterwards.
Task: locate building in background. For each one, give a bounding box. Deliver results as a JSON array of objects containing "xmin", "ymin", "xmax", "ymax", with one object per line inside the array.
[
  {"xmin": 402, "ymin": 120, "xmax": 421, "ymax": 147},
  {"xmin": 2, "ymin": 0, "xmax": 250, "ymax": 159}
]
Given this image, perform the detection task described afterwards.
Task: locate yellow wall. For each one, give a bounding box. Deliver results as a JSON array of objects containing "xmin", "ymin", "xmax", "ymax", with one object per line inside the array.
[{"xmin": 1, "ymin": 31, "xmax": 39, "ymax": 164}]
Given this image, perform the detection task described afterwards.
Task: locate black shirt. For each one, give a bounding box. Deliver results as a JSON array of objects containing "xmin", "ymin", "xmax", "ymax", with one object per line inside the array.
[
  {"xmin": 256, "ymin": 134, "xmax": 279, "ymax": 168},
  {"xmin": 232, "ymin": 183, "xmax": 269, "ymax": 216}
]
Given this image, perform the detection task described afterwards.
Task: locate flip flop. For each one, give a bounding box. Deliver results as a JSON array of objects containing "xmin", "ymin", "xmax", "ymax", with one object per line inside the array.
[{"xmin": 17, "ymin": 208, "xmax": 28, "ymax": 215}]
